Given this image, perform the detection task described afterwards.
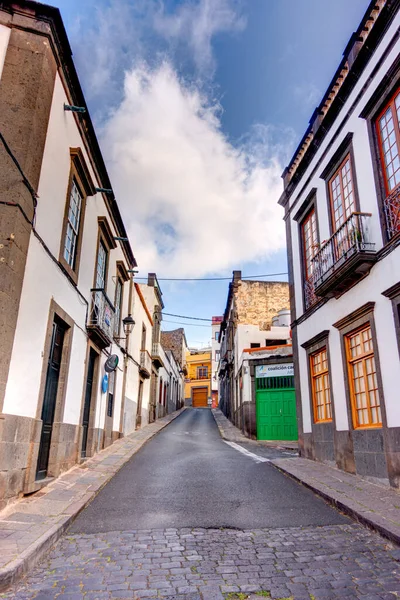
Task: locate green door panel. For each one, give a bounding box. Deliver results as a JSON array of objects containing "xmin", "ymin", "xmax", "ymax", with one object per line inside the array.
[{"xmin": 256, "ymin": 387, "xmax": 298, "ymax": 441}]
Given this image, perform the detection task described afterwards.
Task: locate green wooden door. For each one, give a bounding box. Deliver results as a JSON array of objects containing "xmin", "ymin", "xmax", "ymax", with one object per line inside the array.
[{"xmin": 256, "ymin": 376, "xmax": 298, "ymax": 441}]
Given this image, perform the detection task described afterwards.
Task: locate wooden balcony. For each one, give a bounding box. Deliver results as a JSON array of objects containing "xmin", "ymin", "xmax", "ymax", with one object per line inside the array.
[
  {"xmin": 312, "ymin": 213, "xmax": 377, "ymax": 299},
  {"xmin": 139, "ymin": 349, "xmax": 152, "ymax": 379},
  {"xmin": 87, "ymin": 289, "xmax": 115, "ymax": 349}
]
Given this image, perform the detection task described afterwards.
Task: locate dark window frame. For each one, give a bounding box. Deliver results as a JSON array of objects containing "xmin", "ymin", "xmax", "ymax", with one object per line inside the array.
[
  {"xmin": 92, "ymin": 217, "xmax": 117, "ymax": 294},
  {"xmin": 59, "ymin": 148, "xmax": 95, "ymax": 284},
  {"xmin": 360, "ymin": 56, "xmax": 400, "ymax": 246},
  {"xmin": 301, "ymin": 330, "xmax": 334, "ymax": 427},
  {"xmin": 294, "ymin": 188, "xmax": 320, "ymax": 313},
  {"xmin": 320, "ymin": 134, "xmax": 361, "ymax": 237},
  {"xmin": 333, "ymin": 302, "xmax": 387, "ymax": 432},
  {"xmin": 382, "ymin": 281, "xmax": 400, "ymax": 361}
]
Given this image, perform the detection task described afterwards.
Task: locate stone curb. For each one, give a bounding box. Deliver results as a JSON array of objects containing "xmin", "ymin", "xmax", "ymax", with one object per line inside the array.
[
  {"xmin": 270, "ymin": 459, "xmax": 400, "ymax": 547},
  {"xmin": 0, "ymin": 408, "xmax": 186, "ymax": 592}
]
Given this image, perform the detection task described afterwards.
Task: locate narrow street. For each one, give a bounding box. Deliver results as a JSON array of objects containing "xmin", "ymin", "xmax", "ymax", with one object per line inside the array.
[{"xmin": 6, "ymin": 409, "xmax": 400, "ymax": 600}]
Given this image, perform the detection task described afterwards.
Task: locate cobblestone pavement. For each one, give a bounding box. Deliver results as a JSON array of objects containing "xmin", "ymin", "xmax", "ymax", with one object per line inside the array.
[{"xmin": 3, "ymin": 523, "xmax": 400, "ymax": 600}]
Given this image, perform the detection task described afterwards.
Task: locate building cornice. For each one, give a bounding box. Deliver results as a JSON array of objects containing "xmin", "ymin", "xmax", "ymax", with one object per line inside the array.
[
  {"xmin": 0, "ymin": 0, "xmax": 137, "ymax": 269},
  {"xmin": 280, "ymin": 0, "xmax": 399, "ymax": 204}
]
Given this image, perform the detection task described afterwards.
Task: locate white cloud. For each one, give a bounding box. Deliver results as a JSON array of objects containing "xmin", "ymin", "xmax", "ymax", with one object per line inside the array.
[
  {"xmin": 101, "ymin": 62, "xmax": 287, "ymax": 277},
  {"xmin": 293, "ymin": 82, "xmax": 321, "ymax": 110},
  {"xmin": 154, "ymin": 0, "xmax": 245, "ymax": 75}
]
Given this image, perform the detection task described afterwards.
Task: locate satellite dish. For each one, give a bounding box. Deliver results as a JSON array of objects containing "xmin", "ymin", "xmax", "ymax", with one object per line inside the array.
[{"xmin": 105, "ymin": 354, "xmax": 119, "ymax": 373}]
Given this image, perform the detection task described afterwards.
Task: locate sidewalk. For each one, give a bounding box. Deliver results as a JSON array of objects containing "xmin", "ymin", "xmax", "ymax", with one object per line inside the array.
[
  {"xmin": 0, "ymin": 407, "xmax": 185, "ymax": 591},
  {"xmin": 211, "ymin": 407, "xmax": 298, "ymax": 450},
  {"xmin": 212, "ymin": 408, "xmax": 400, "ymax": 547}
]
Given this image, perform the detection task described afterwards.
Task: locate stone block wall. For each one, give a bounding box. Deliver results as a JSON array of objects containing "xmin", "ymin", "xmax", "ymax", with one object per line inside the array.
[
  {"xmin": 234, "ymin": 281, "xmax": 289, "ymax": 330},
  {"xmin": 161, "ymin": 329, "xmax": 185, "ymax": 366}
]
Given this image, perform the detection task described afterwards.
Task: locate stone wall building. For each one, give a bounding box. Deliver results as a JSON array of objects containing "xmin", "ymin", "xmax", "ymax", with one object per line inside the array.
[
  {"xmin": 279, "ymin": 0, "xmax": 400, "ymax": 486},
  {"xmin": 218, "ymin": 272, "xmax": 290, "ymax": 437},
  {"xmin": 161, "ymin": 328, "xmax": 189, "ymax": 375},
  {"xmin": 0, "ymin": 1, "xmax": 139, "ymax": 508}
]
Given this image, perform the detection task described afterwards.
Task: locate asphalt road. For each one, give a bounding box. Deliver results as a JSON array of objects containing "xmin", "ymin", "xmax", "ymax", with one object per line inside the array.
[{"xmin": 71, "ymin": 408, "xmax": 348, "ymax": 533}]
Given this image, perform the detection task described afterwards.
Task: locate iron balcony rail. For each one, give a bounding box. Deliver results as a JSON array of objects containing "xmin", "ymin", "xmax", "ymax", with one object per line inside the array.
[
  {"xmin": 88, "ymin": 288, "xmax": 116, "ymax": 343},
  {"xmin": 140, "ymin": 349, "xmax": 152, "ymax": 374},
  {"xmin": 311, "ymin": 212, "xmax": 375, "ymax": 288},
  {"xmin": 384, "ymin": 186, "xmax": 400, "ymax": 240},
  {"xmin": 304, "ymin": 277, "xmax": 318, "ymax": 311}
]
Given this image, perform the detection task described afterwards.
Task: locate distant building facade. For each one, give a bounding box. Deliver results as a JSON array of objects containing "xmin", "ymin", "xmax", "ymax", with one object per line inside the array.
[
  {"xmin": 279, "ymin": 0, "xmax": 400, "ymax": 486},
  {"xmin": 211, "ymin": 317, "xmax": 223, "ymax": 407},
  {"xmin": 184, "ymin": 350, "xmax": 212, "ymax": 408},
  {"xmin": 218, "ymin": 272, "xmax": 291, "ymax": 438}
]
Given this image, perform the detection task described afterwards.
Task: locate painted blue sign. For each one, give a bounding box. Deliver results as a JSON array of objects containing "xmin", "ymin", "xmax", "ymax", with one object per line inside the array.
[{"xmin": 101, "ymin": 373, "xmax": 109, "ymax": 393}]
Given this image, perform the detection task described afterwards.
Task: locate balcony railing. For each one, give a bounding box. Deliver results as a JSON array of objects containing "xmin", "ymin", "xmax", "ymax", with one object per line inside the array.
[
  {"xmin": 87, "ymin": 289, "xmax": 115, "ymax": 348},
  {"xmin": 139, "ymin": 349, "xmax": 152, "ymax": 378},
  {"xmin": 304, "ymin": 277, "xmax": 319, "ymax": 311},
  {"xmin": 311, "ymin": 213, "xmax": 376, "ymax": 298},
  {"xmin": 384, "ymin": 187, "xmax": 400, "ymax": 240}
]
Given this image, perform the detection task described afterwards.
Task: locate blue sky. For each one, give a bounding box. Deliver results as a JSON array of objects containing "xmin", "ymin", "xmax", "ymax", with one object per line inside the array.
[{"xmin": 46, "ymin": 0, "xmax": 368, "ymax": 347}]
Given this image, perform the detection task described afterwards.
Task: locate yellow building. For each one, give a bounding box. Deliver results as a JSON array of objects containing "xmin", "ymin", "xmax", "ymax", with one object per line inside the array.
[{"xmin": 184, "ymin": 350, "xmax": 211, "ymax": 408}]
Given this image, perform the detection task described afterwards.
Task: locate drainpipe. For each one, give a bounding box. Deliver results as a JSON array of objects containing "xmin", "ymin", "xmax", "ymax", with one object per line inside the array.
[{"xmin": 119, "ymin": 277, "xmax": 134, "ymax": 436}]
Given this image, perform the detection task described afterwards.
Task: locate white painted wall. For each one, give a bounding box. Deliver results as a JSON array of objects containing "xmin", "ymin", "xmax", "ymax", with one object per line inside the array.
[
  {"xmin": 3, "ymin": 71, "xmax": 133, "ymax": 443},
  {"xmin": 287, "ymin": 16, "xmax": 400, "ymax": 433},
  {"xmin": 235, "ymin": 324, "xmax": 291, "ymax": 376},
  {"xmin": 0, "ymin": 23, "xmax": 10, "ymax": 79}
]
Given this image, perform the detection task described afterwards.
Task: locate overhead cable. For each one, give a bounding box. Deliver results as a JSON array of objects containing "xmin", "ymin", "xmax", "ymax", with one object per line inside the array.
[
  {"xmin": 162, "ymin": 312, "xmax": 212, "ymax": 322},
  {"xmin": 161, "ymin": 319, "xmax": 211, "ymax": 328},
  {"xmin": 135, "ymin": 272, "xmax": 288, "ymax": 282}
]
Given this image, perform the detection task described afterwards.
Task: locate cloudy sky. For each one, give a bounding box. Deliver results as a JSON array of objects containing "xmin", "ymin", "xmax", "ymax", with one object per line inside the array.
[{"xmin": 46, "ymin": 0, "xmax": 368, "ymax": 346}]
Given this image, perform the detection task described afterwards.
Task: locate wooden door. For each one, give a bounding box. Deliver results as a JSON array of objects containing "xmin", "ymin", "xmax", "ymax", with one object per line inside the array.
[
  {"xmin": 81, "ymin": 348, "xmax": 97, "ymax": 458},
  {"xmin": 192, "ymin": 387, "xmax": 208, "ymax": 408},
  {"xmin": 36, "ymin": 320, "xmax": 66, "ymax": 480}
]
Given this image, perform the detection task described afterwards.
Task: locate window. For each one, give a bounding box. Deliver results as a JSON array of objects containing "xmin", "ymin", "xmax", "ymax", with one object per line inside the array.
[
  {"xmin": 59, "ymin": 149, "xmax": 95, "ymax": 282},
  {"xmin": 310, "ymin": 348, "xmax": 332, "ymax": 423},
  {"xmin": 215, "ymin": 350, "xmax": 220, "ymax": 362},
  {"xmin": 95, "ymin": 240, "xmax": 108, "ymax": 290},
  {"xmin": 328, "ymin": 155, "xmax": 356, "ymax": 231},
  {"xmin": 107, "ymin": 370, "xmax": 115, "ymax": 418},
  {"xmin": 301, "ymin": 207, "xmax": 320, "ymax": 310},
  {"xmin": 250, "ymin": 343, "xmax": 261, "ymax": 349},
  {"xmin": 141, "ymin": 324, "xmax": 147, "ymax": 350},
  {"xmin": 265, "ymin": 339, "xmax": 287, "ymax": 347},
  {"xmin": 376, "ymin": 90, "xmax": 400, "ymax": 194},
  {"xmin": 215, "ymin": 332, "xmax": 220, "ymax": 342},
  {"xmin": 63, "ymin": 179, "xmax": 82, "ymax": 268},
  {"xmin": 346, "ymin": 325, "xmax": 381, "ymax": 428},
  {"xmin": 114, "ymin": 277, "xmax": 123, "ymax": 336},
  {"xmin": 197, "ymin": 366, "xmax": 208, "ymax": 379},
  {"xmin": 375, "ymin": 89, "xmax": 400, "ymax": 239}
]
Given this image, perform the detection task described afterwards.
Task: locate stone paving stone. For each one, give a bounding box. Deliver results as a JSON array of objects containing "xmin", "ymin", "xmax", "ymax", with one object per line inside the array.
[
  {"xmin": 0, "ymin": 409, "xmax": 186, "ymax": 588},
  {"xmin": 2, "ymin": 523, "xmax": 400, "ymax": 599}
]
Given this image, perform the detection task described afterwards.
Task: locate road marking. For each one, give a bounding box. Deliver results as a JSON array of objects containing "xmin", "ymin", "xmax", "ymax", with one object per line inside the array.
[{"xmin": 224, "ymin": 441, "xmax": 270, "ymax": 463}]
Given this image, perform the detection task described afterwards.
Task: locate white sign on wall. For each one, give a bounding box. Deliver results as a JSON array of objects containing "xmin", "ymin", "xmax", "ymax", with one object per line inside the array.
[{"xmin": 256, "ymin": 363, "xmax": 294, "ymax": 378}]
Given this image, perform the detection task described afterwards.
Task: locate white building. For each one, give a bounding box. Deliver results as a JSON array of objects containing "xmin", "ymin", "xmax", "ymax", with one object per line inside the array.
[
  {"xmin": 279, "ymin": 0, "xmax": 400, "ymax": 486},
  {"xmin": 211, "ymin": 317, "xmax": 223, "ymax": 407},
  {"xmin": 0, "ymin": 2, "xmax": 139, "ymax": 507}
]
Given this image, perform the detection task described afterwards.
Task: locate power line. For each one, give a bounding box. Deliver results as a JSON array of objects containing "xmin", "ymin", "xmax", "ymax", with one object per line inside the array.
[
  {"xmin": 161, "ymin": 319, "xmax": 210, "ymax": 328},
  {"xmin": 135, "ymin": 272, "xmax": 288, "ymax": 282},
  {"xmin": 162, "ymin": 312, "xmax": 212, "ymax": 322}
]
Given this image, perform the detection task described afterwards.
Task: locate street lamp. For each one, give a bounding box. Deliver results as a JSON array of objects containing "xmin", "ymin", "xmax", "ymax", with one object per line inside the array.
[{"xmin": 122, "ymin": 314, "xmax": 135, "ymax": 336}]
